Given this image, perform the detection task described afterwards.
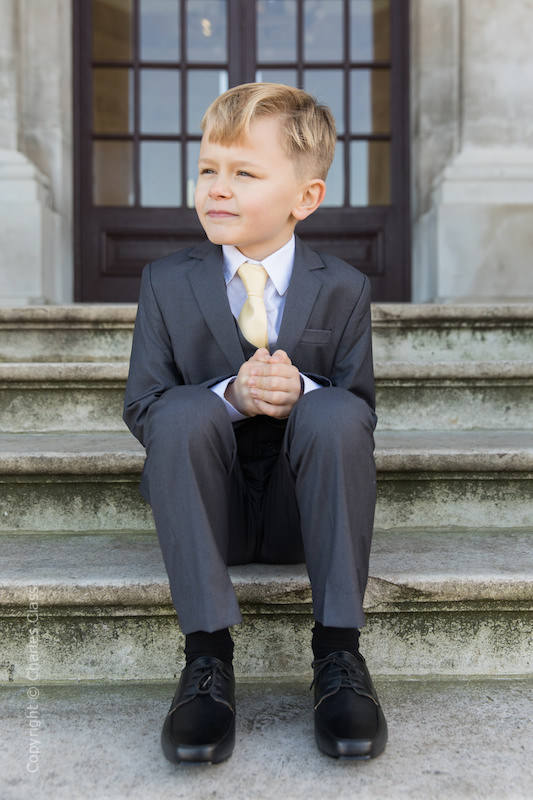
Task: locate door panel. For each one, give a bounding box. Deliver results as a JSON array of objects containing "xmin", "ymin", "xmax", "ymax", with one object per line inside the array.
[{"xmin": 74, "ymin": 0, "xmax": 410, "ymax": 301}]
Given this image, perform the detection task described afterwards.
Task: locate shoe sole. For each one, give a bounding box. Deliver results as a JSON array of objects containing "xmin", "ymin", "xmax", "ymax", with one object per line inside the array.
[
  {"xmin": 315, "ymin": 718, "xmax": 388, "ymax": 760},
  {"xmin": 161, "ymin": 717, "xmax": 235, "ymax": 765}
]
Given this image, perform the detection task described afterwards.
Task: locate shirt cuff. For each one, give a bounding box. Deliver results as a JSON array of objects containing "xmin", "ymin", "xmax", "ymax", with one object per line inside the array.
[
  {"xmin": 210, "ymin": 377, "xmax": 248, "ymax": 422},
  {"xmin": 300, "ymin": 372, "xmax": 322, "ymax": 395}
]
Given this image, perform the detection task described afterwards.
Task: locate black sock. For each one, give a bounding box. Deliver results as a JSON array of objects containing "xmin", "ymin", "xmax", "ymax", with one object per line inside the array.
[
  {"xmin": 184, "ymin": 627, "xmax": 234, "ymax": 665},
  {"xmin": 311, "ymin": 620, "xmax": 360, "ymax": 660}
]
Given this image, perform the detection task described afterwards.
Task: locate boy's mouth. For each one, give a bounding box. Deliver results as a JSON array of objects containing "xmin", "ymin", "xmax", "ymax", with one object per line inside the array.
[{"xmin": 206, "ymin": 211, "xmax": 238, "ymax": 218}]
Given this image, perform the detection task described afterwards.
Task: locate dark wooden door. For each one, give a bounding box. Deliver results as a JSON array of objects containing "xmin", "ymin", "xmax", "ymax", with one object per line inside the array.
[{"xmin": 74, "ymin": 0, "xmax": 410, "ymax": 301}]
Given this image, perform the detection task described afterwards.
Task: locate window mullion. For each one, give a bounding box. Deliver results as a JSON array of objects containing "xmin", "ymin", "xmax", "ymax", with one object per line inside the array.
[
  {"xmin": 343, "ymin": 0, "xmax": 350, "ymax": 207},
  {"xmin": 180, "ymin": 0, "xmax": 187, "ymax": 206},
  {"xmin": 297, "ymin": 0, "xmax": 303, "ymax": 87},
  {"xmin": 133, "ymin": 0, "xmax": 140, "ymax": 207}
]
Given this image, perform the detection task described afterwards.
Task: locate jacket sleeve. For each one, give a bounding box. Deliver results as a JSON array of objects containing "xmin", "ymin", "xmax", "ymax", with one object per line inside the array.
[
  {"xmin": 329, "ymin": 275, "xmax": 376, "ymax": 415},
  {"xmin": 122, "ymin": 263, "xmax": 182, "ymax": 446}
]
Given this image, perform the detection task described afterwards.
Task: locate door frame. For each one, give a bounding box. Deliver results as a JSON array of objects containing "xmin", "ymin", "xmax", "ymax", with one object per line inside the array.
[{"xmin": 73, "ymin": 0, "xmax": 410, "ymax": 301}]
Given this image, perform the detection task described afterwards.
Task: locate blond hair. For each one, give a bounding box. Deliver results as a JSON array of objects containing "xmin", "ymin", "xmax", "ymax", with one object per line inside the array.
[{"xmin": 201, "ymin": 82, "xmax": 337, "ymax": 180}]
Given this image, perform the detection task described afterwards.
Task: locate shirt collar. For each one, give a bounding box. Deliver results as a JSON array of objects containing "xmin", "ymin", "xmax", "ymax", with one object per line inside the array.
[{"xmin": 222, "ymin": 235, "xmax": 295, "ymax": 296}]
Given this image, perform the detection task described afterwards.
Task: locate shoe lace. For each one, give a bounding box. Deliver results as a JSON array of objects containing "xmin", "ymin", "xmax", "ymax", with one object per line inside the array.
[
  {"xmin": 169, "ymin": 658, "xmax": 234, "ymax": 714},
  {"xmin": 309, "ymin": 652, "xmax": 377, "ymax": 704},
  {"xmin": 189, "ymin": 659, "xmax": 231, "ymax": 694}
]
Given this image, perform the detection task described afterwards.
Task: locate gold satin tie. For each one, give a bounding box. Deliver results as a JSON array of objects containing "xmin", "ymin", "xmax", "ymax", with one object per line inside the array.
[{"xmin": 237, "ymin": 261, "xmax": 268, "ymax": 348}]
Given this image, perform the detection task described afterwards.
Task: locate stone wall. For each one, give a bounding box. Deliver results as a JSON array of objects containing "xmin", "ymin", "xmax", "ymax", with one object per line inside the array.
[
  {"xmin": 412, "ymin": 0, "xmax": 533, "ymax": 301},
  {"xmin": 0, "ymin": 0, "xmax": 71, "ymax": 304}
]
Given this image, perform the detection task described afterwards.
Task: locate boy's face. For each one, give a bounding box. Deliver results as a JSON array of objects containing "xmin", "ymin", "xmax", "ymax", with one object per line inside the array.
[{"xmin": 195, "ymin": 115, "xmax": 316, "ymax": 261}]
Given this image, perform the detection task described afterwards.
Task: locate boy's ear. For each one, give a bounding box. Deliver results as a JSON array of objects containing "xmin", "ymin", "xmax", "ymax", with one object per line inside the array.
[{"xmin": 291, "ymin": 178, "xmax": 327, "ymax": 222}]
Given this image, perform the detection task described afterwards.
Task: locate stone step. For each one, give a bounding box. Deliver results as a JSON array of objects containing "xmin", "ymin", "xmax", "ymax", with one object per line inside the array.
[
  {"xmin": 1, "ymin": 360, "xmax": 532, "ymax": 432},
  {"xmin": 0, "ymin": 362, "xmax": 129, "ymax": 433},
  {"xmin": 1, "ymin": 431, "xmax": 532, "ymax": 532},
  {"xmin": 1, "ymin": 528, "xmax": 531, "ymax": 681},
  {"xmin": 3, "ymin": 678, "xmax": 532, "ymax": 800},
  {"xmin": 0, "ymin": 306, "xmax": 135, "ymax": 363},
  {"xmin": 376, "ymin": 361, "xmax": 533, "ymax": 430},
  {"xmin": 2, "ymin": 303, "xmax": 532, "ymax": 362},
  {"xmin": 371, "ymin": 303, "xmax": 533, "ymax": 362}
]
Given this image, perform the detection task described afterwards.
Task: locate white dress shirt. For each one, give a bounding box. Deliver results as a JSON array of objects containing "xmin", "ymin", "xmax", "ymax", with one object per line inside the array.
[{"xmin": 210, "ymin": 235, "xmax": 322, "ymax": 421}]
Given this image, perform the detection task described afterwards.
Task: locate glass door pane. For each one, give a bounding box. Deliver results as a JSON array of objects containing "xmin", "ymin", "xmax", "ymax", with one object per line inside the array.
[
  {"xmin": 93, "ymin": 141, "xmax": 134, "ymax": 205},
  {"xmin": 350, "ymin": 0, "xmax": 390, "ymax": 61},
  {"xmin": 304, "ymin": 69, "xmax": 344, "ymax": 133},
  {"xmin": 187, "ymin": 0, "xmax": 228, "ymax": 62},
  {"xmin": 303, "ymin": 0, "xmax": 343, "ymax": 62},
  {"xmin": 350, "ymin": 69, "xmax": 390, "ymax": 134},
  {"xmin": 140, "ymin": 0, "xmax": 180, "ymax": 61},
  {"xmin": 140, "ymin": 69, "xmax": 180, "ymax": 133},
  {"xmin": 257, "ymin": 0, "xmax": 297, "ymax": 62},
  {"xmin": 187, "ymin": 70, "xmax": 229, "ymax": 133},
  {"xmin": 92, "ymin": 68, "xmax": 134, "ymax": 134},
  {"xmin": 255, "ymin": 68, "xmax": 298, "ymax": 86},
  {"xmin": 350, "ymin": 140, "xmax": 390, "ymax": 205},
  {"xmin": 141, "ymin": 142, "xmax": 181, "ymax": 206},
  {"xmin": 323, "ymin": 142, "xmax": 344, "ymax": 206},
  {"xmin": 92, "ymin": 0, "xmax": 133, "ymax": 60}
]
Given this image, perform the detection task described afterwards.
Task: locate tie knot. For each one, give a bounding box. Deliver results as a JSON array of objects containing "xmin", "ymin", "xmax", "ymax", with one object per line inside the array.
[{"xmin": 238, "ymin": 262, "xmax": 268, "ymax": 297}]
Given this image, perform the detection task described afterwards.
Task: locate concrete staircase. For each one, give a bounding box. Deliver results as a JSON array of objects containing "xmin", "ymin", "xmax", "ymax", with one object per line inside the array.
[
  {"xmin": 1, "ymin": 303, "xmax": 532, "ymax": 684},
  {"xmin": 2, "ymin": 303, "xmax": 533, "ymax": 799}
]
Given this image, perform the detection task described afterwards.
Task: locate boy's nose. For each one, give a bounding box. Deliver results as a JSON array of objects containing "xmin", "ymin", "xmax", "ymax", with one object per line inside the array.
[{"xmin": 208, "ymin": 178, "xmax": 232, "ymax": 199}]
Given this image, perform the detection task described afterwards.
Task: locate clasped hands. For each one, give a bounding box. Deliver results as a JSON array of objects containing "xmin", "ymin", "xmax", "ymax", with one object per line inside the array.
[{"xmin": 225, "ymin": 348, "xmax": 302, "ymax": 419}]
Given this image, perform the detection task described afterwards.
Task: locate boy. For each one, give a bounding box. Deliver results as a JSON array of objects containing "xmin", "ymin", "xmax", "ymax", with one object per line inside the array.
[{"xmin": 123, "ymin": 83, "xmax": 387, "ymax": 764}]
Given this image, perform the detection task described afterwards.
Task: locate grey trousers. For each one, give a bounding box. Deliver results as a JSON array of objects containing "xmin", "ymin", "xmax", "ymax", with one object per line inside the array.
[{"xmin": 142, "ymin": 385, "xmax": 377, "ymax": 635}]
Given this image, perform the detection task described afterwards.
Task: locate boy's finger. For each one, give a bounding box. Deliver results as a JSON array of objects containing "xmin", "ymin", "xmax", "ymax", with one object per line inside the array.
[
  {"xmin": 253, "ymin": 374, "xmax": 293, "ymax": 391},
  {"xmin": 271, "ymin": 349, "xmax": 291, "ymax": 363},
  {"xmin": 251, "ymin": 383, "xmax": 298, "ymax": 405},
  {"xmin": 250, "ymin": 347, "xmax": 272, "ymax": 362},
  {"xmin": 253, "ymin": 363, "xmax": 298, "ymax": 380},
  {"xmin": 252, "ymin": 396, "xmax": 290, "ymax": 419}
]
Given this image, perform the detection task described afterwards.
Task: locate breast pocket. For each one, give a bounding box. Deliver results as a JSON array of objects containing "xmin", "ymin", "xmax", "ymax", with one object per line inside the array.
[{"xmin": 299, "ymin": 328, "xmax": 332, "ymax": 345}]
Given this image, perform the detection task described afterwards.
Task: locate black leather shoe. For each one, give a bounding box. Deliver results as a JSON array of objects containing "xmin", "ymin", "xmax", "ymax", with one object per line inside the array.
[
  {"xmin": 161, "ymin": 655, "xmax": 236, "ymax": 764},
  {"xmin": 310, "ymin": 650, "xmax": 387, "ymax": 759}
]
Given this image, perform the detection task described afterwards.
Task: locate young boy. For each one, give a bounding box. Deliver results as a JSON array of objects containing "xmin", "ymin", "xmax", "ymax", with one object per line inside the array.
[{"xmin": 123, "ymin": 83, "xmax": 387, "ymax": 764}]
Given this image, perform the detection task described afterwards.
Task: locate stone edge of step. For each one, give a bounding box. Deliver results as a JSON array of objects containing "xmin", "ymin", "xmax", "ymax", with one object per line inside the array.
[
  {"xmin": 0, "ymin": 305, "xmax": 137, "ymax": 324},
  {"xmin": 2, "ymin": 303, "xmax": 533, "ymax": 326},
  {"xmin": 371, "ymin": 303, "xmax": 533, "ymax": 324},
  {"xmin": 1, "ymin": 529, "xmax": 531, "ymax": 609},
  {"xmin": 0, "ymin": 362, "xmax": 130, "ymax": 381},
  {"xmin": 1, "ymin": 360, "xmax": 533, "ymax": 382},
  {"xmin": 1, "ymin": 431, "xmax": 532, "ymax": 474}
]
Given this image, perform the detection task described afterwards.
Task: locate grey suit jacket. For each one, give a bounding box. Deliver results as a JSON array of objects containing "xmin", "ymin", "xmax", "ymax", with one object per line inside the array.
[{"xmin": 123, "ymin": 235, "xmax": 376, "ymax": 455}]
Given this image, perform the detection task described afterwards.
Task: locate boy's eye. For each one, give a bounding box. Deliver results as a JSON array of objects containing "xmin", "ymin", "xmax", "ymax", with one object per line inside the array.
[
  {"xmin": 199, "ymin": 168, "xmax": 214, "ymax": 175},
  {"xmin": 237, "ymin": 170, "xmax": 253, "ymax": 177}
]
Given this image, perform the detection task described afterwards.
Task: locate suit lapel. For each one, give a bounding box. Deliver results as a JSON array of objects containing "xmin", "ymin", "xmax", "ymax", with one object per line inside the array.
[
  {"xmin": 187, "ymin": 242, "xmax": 245, "ymax": 372},
  {"xmin": 275, "ymin": 235, "xmax": 325, "ymax": 357},
  {"xmin": 187, "ymin": 236, "xmax": 325, "ymax": 368}
]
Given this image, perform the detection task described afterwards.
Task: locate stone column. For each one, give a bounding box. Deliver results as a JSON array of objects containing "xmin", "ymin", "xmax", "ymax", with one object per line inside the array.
[
  {"xmin": 412, "ymin": 0, "xmax": 533, "ymax": 301},
  {"xmin": 0, "ymin": 0, "xmax": 71, "ymax": 305}
]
